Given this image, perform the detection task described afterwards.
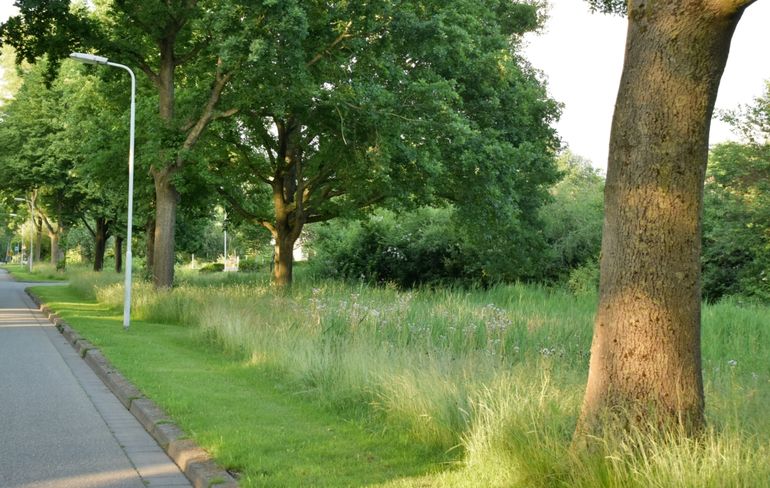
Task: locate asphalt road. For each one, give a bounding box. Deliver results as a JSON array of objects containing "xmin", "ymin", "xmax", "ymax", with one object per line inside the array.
[{"xmin": 0, "ymin": 269, "xmax": 191, "ymax": 488}]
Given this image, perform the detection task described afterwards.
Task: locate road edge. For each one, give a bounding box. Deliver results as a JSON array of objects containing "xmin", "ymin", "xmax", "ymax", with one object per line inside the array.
[{"xmin": 26, "ymin": 289, "xmax": 240, "ymax": 488}]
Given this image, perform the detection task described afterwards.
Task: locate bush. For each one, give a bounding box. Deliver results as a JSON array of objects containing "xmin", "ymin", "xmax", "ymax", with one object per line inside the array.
[
  {"xmin": 199, "ymin": 262, "xmax": 224, "ymax": 273},
  {"xmin": 310, "ymin": 207, "xmax": 481, "ymax": 288},
  {"xmin": 238, "ymin": 258, "xmax": 259, "ymax": 273},
  {"xmin": 567, "ymin": 259, "xmax": 599, "ymax": 296}
]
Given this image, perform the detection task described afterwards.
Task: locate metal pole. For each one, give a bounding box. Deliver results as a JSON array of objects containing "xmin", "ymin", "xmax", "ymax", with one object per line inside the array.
[
  {"xmin": 69, "ymin": 54, "xmax": 136, "ymax": 330},
  {"xmin": 107, "ymin": 62, "xmax": 136, "ymax": 330},
  {"xmin": 27, "ymin": 200, "xmax": 33, "ymax": 273}
]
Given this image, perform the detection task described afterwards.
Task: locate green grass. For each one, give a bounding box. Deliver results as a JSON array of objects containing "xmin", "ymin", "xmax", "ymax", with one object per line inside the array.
[
  {"xmin": 30, "ymin": 271, "xmax": 770, "ymax": 487},
  {"xmin": 1, "ymin": 262, "xmax": 67, "ymax": 281},
  {"xmin": 30, "ymin": 284, "xmax": 448, "ymax": 487}
]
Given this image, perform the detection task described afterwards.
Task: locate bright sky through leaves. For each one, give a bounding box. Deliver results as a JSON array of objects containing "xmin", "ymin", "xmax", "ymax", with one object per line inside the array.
[
  {"xmin": 524, "ymin": 0, "xmax": 770, "ymax": 170},
  {"xmin": 3, "ymin": 0, "xmax": 769, "ymax": 170}
]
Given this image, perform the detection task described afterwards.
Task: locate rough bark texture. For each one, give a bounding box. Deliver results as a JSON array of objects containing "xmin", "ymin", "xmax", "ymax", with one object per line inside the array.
[
  {"xmin": 145, "ymin": 217, "xmax": 155, "ymax": 276},
  {"xmin": 152, "ymin": 169, "xmax": 179, "ymax": 288},
  {"xmin": 273, "ymin": 231, "xmax": 298, "ymax": 288},
  {"xmin": 268, "ymin": 120, "xmax": 305, "ymax": 288},
  {"xmin": 150, "ymin": 38, "xmax": 177, "ymax": 289},
  {"xmin": 576, "ymin": 0, "xmax": 750, "ymax": 438},
  {"xmin": 115, "ymin": 236, "xmax": 123, "ymax": 273},
  {"xmin": 93, "ymin": 217, "xmax": 109, "ymax": 272}
]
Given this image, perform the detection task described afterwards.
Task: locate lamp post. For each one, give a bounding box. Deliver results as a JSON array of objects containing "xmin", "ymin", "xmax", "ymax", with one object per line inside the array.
[
  {"xmin": 13, "ymin": 198, "xmax": 33, "ymax": 272},
  {"xmin": 70, "ymin": 52, "xmax": 136, "ymax": 330}
]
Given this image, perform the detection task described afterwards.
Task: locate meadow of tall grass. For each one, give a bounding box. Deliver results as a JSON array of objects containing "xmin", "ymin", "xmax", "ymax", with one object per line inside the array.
[{"xmin": 66, "ymin": 267, "xmax": 770, "ymax": 486}]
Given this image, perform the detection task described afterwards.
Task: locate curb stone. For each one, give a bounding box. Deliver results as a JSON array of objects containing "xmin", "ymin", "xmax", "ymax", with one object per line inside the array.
[{"xmin": 25, "ymin": 289, "xmax": 239, "ymax": 488}]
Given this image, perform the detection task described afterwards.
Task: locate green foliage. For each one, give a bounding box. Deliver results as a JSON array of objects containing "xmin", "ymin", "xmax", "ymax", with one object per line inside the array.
[
  {"xmin": 540, "ymin": 151, "xmax": 605, "ymax": 284},
  {"xmin": 199, "ymin": 262, "xmax": 224, "ymax": 273},
  {"xmin": 585, "ymin": 0, "xmax": 628, "ymax": 15},
  {"xmin": 567, "ymin": 259, "xmax": 600, "ymax": 296},
  {"xmin": 703, "ymin": 142, "xmax": 770, "ymax": 302},
  {"xmin": 311, "ymin": 207, "xmax": 488, "ymax": 287},
  {"xmin": 203, "ymin": 0, "xmax": 560, "ymax": 285},
  {"xmin": 238, "ymin": 258, "xmax": 259, "ymax": 273}
]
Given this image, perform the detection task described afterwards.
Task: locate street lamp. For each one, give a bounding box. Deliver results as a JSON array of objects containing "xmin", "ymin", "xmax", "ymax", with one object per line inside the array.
[
  {"xmin": 70, "ymin": 52, "xmax": 136, "ymax": 330},
  {"xmin": 14, "ymin": 197, "xmax": 33, "ymax": 272}
]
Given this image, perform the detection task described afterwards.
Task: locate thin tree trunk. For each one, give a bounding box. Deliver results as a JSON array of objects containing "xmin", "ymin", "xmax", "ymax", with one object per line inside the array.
[
  {"xmin": 93, "ymin": 218, "xmax": 109, "ymax": 272},
  {"xmin": 115, "ymin": 236, "xmax": 124, "ymax": 273},
  {"xmin": 152, "ymin": 169, "xmax": 179, "ymax": 288},
  {"xmin": 576, "ymin": 0, "xmax": 748, "ymax": 439},
  {"xmin": 34, "ymin": 216, "xmax": 42, "ymax": 262}
]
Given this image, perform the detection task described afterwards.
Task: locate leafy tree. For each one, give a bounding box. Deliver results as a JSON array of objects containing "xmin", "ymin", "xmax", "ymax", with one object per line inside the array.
[
  {"xmin": 1, "ymin": 0, "xmax": 255, "ymax": 287},
  {"xmin": 0, "ymin": 60, "xmax": 83, "ymax": 266},
  {"xmin": 576, "ymin": 0, "xmax": 761, "ymax": 440},
  {"xmin": 703, "ymin": 120, "xmax": 770, "ymax": 302},
  {"xmin": 540, "ymin": 151, "xmax": 604, "ymax": 284},
  {"xmin": 208, "ymin": 0, "xmax": 559, "ymax": 287}
]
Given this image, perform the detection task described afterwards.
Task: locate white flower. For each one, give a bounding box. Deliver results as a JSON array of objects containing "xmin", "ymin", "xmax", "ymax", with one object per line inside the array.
[{"xmin": 727, "ymin": 359, "xmax": 737, "ymax": 367}]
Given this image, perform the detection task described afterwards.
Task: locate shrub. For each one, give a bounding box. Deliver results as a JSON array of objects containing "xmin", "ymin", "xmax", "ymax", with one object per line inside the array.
[
  {"xmin": 238, "ymin": 258, "xmax": 259, "ymax": 273},
  {"xmin": 311, "ymin": 207, "xmax": 480, "ymax": 287},
  {"xmin": 199, "ymin": 262, "xmax": 224, "ymax": 273}
]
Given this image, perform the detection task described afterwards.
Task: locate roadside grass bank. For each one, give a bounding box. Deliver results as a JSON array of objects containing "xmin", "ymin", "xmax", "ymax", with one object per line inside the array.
[
  {"xmin": 35, "ymin": 269, "xmax": 770, "ymax": 486},
  {"xmin": 30, "ymin": 284, "xmax": 449, "ymax": 487},
  {"xmin": 1, "ymin": 262, "xmax": 66, "ymax": 281}
]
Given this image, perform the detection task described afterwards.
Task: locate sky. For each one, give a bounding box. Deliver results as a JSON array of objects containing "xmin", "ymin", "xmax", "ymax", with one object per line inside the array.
[
  {"xmin": 2, "ymin": 0, "xmax": 769, "ymax": 170},
  {"xmin": 523, "ymin": 0, "xmax": 770, "ymax": 169}
]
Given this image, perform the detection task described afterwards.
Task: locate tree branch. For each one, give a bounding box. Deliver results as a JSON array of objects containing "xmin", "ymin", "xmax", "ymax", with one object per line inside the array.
[
  {"xmin": 306, "ymin": 21, "xmax": 353, "ymax": 67},
  {"xmin": 81, "ymin": 216, "xmax": 95, "ymax": 237}
]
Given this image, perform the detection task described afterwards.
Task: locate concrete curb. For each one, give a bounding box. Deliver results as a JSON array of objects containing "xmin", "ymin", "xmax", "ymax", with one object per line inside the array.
[{"xmin": 26, "ymin": 289, "xmax": 239, "ymax": 488}]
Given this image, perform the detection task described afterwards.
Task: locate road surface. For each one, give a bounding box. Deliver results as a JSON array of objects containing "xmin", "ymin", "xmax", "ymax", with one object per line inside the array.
[{"xmin": 0, "ymin": 269, "xmax": 191, "ymax": 488}]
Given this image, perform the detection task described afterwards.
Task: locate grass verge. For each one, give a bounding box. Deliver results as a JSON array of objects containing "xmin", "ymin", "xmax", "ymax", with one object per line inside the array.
[
  {"xmin": 30, "ymin": 270, "xmax": 770, "ymax": 487},
  {"xmin": 2, "ymin": 263, "xmax": 66, "ymax": 282},
  {"xmin": 30, "ymin": 284, "xmax": 450, "ymax": 487}
]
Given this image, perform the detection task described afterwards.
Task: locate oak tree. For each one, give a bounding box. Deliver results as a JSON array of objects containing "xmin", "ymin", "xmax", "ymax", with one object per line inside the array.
[{"xmin": 577, "ymin": 0, "xmax": 761, "ymax": 438}]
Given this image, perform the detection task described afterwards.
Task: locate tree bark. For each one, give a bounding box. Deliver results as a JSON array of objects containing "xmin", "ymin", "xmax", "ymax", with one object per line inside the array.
[
  {"xmin": 269, "ymin": 119, "xmax": 305, "ymax": 288},
  {"xmin": 34, "ymin": 216, "xmax": 42, "ymax": 262},
  {"xmin": 93, "ymin": 217, "xmax": 109, "ymax": 272},
  {"xmin": 576, "ymin": 0, "xmax": 751, "ymax": 439},
  {"xmin": 145, "ymin": 217, "xmax": 155, "ymax": 276},
  {"xmin": 49, "ymin": 231, "xmax": 60, "ymax": 267},
  {"xmin": 152, "ymin": 168, "xmax": 179, "ymax": 288},
  {"xmin": 115, "ymin": 235, "xmax": 124, "ymax": 273},
  {"xmin": 273, "ymin": 231, "xmax": 297, "ymax": 288}
]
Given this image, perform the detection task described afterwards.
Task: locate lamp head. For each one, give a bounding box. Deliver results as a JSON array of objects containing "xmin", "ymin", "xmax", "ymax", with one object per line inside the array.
[{"xmin": 70, "ymin": 52, "xmax": 109, "ymax": 65}]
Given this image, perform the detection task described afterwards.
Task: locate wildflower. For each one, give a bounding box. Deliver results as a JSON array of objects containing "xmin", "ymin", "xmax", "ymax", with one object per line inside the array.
[{"xmin": 727, "ymin": 359, "xmax": 737, "ymax": 367}]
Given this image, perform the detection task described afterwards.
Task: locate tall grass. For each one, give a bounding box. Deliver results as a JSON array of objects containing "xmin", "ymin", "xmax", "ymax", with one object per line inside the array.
[{"xmin": 68, "ymin": 270, "xmax": 770, "ymax": 486}]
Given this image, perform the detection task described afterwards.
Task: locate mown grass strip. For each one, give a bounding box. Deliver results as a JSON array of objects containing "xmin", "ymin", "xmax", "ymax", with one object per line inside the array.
[
  {"xmin": 1, "ymin": 263, "xmax": 67, "ymax": 282},
  {"xmin": 30, "ymin": 285, "xmax": 450, "ymax": 487}
]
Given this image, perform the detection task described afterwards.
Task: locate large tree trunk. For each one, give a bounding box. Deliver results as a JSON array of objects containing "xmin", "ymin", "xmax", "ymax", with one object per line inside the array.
[
  {"xmin": 115, "ymin": 236, "xmax": 124, "ymax": 273},
  {"xmin": 270, "ymin": 121, "xmax": 305, "ymax": 288},
  {"xmin": 152, "ymin": 169, "xmax": 179, "ymax": 288},
  {"xmin": 49, "ymin": 231, "xmax": 60, "ymax": 267},
  {"xmin": 273, "ymin": 230, "xmax": 299, "ymax": 288},
  {"xmin": 93, "ymin": 217, "xmax": 109, "ymax": 272},
  {"xmin": 576, "ymin": 1, "xmax": 749, "ymax": 439},
  {"xmin": 145, "ymin": 217, "xmax": 155, "ymax": 276}
]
